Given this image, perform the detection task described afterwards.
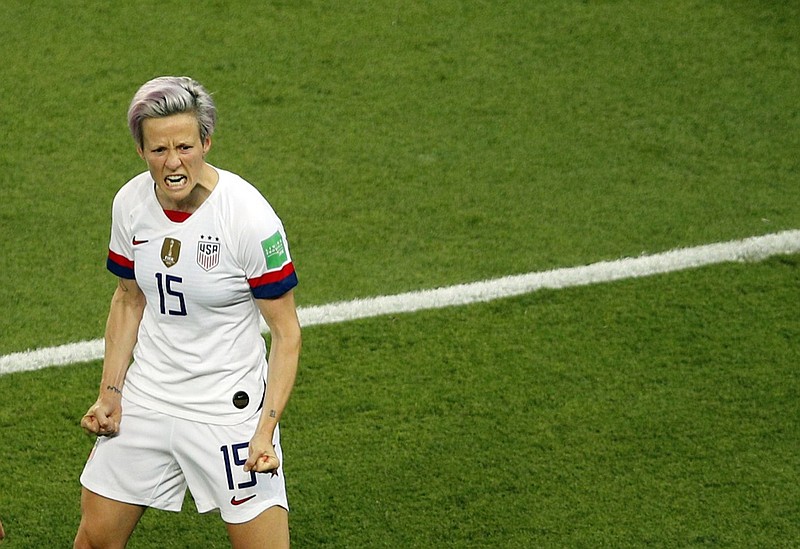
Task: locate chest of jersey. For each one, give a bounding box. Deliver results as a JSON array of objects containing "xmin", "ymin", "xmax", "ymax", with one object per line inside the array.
[{"xmin": 130, "ymin": 209, "xmax": 251, "ymax": 317}]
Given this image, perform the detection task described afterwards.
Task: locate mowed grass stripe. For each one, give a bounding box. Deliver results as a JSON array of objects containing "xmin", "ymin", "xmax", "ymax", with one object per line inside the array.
[{"xmin": 1, "ymin": 229, "xmax": 799, "ymax": 377}]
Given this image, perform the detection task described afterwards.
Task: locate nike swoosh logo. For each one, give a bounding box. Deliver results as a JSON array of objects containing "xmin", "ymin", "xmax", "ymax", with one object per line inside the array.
[
  {"xmin": 132, "ymin": 237, "xmax": 149, "ymax": 245},
  {"xmin": 230, "ymin": 494, "xmax": 257, "ymax": 506}
]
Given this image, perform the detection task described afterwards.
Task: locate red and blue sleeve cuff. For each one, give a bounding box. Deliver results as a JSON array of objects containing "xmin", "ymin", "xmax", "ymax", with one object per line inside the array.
[
  {"xmin": 107, "ymin": 250, "xmax": 135, "ymax": 279},
  {"xmin": 249, "ymin": 263, "xmax": 298, "ymax": 299}
]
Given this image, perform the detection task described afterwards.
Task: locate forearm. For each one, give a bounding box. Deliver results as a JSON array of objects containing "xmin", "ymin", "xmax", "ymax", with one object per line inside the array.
[
  {"xmin": 81, "ymin": 280, "xmax": 145, "ymax": 435},
  {"xmin": 256, "ymin": 331, "xmax": 301, "ymax": 436},
  {"xmin": 253, "ymin": 291, "xmax": 301, "ymax": 440},
  {"xmin": 99, "ymin": 281, "xmax": 145, "ymax": 394}
]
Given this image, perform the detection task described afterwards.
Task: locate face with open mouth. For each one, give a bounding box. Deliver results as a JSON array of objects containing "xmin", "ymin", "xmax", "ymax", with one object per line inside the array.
[{"xmin": 138, "ymin": 112, "xmax": 215, "ymax": 211}]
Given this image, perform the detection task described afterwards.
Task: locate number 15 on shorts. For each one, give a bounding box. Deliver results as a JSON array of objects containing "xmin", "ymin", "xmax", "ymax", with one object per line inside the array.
[{"xmin": 220, "ymin": 443, "xmax": 257, "ymax": 490}]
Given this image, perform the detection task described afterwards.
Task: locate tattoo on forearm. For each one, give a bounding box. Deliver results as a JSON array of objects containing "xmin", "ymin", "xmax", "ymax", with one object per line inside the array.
[
  {"xmin": 269, "ymin": 409, "xmax": 277, "ymax": 418},
  {"xmin": 106, "ymin": 385, "xmax": 122, "ymax": 394}
]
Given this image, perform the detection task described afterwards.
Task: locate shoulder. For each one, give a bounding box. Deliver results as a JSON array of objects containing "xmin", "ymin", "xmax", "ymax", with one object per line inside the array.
[
  {"xmin": 113, "ymin": 171, "xmax": 152, "ymax": 205},
  {"xmin": 217, "ymin": 169, "xmax": 270, "ymax": 201},
  {"xmin": 216, "ymin": 168, "xmax": 280, "ymax": 220}
]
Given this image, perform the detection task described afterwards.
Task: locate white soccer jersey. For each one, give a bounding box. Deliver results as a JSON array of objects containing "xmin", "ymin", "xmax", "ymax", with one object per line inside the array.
[{"xmin": 107, "ymin": 167, "xmax": 298, "ymax": 425}]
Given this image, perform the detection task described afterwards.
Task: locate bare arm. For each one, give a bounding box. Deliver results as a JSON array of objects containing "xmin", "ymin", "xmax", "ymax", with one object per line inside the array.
[
  {"xmin": 244, "ymin": 289, "xmax": 302, "ymax": 473},
  {"xmin": 80, "ymin": 277, "xmax": 146, "ymax": 436}
]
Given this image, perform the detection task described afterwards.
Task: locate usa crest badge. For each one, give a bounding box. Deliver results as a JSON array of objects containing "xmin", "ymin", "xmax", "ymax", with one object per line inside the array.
[
  {"xmin": 197, "ymin": 236, "xmax": 221, "ymax": 271},
  {"xmin": 161, "ymin": 238, "xmax": 181, "ymax": 268}
]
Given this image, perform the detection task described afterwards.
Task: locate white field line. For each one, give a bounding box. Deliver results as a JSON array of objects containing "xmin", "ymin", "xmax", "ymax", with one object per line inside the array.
[{"xmin": 2, "ymin": 229, "xmax": 799, "ymax": 377}]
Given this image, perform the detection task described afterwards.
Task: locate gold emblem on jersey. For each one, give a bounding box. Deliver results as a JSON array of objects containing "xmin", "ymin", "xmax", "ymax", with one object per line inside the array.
[{"xmin": 161, "ymin": 238, "xmax": 181, "ymax": 268}]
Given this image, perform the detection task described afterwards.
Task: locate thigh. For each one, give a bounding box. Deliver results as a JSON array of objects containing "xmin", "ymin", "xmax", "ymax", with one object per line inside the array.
[
  {"xmin": 225, "ymin": 506, "xmax": 289, "ymax": 549},
  {"xmin": 175, "ymin": 418, "xmax": 288, "ymax": 524},
  {"xmin": 74, "ymin": 488, "xmax": 146, "ymax": 549},
  {"xmin": 79, "ymin": 397, "xmax": 187, "ymax": 512}
]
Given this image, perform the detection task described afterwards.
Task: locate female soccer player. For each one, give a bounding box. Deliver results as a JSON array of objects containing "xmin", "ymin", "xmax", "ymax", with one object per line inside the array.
[{"xmin": 75, "ymin": 76, "xmax": 301, "ymax": 549}]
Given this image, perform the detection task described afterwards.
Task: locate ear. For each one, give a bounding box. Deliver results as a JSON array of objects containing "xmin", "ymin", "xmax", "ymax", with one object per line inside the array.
[
  {"xmin": 137, "ymin": 146, "xmax": 145, "ymax": 160},
  {"xmin": 203, "ymin": 137, "xmax": 212, "ymax": 156}
]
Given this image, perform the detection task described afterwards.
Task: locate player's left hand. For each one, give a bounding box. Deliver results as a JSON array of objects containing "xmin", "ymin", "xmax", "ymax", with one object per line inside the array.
[{"xmin": 244, "ymin": 432, "xmax": 280, "ymax": 475}]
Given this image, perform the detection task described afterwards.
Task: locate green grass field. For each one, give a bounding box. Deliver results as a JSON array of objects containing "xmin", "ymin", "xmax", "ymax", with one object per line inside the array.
[{"xmin": 1, "ymin": 1, "xmax": 799, "ymax": 547}]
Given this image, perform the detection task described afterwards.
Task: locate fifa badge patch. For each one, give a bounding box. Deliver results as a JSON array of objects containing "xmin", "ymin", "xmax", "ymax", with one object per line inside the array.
[
  {"xmin": 197, "ymin": 235, "xmax": 221, "ymax": 271},
  {"xmin": 261, "ymin": 232, "xmax": 288, "ymax": 270},
  {"xmin": 161, "ymin": 237, "xmax": 181, "ymax": 268}
]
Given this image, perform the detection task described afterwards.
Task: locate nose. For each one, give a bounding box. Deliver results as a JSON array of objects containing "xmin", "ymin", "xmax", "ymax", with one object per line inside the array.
[{"xmin": 165, "ymin": 149, "xmax": 181, "ymax": 170}]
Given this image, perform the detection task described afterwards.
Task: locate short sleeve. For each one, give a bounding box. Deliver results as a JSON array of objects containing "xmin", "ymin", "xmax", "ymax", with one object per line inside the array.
[
  {"xmin": 237, "ymin": 197, "xmax": 298, "ymax": 299},
  {"xmin": 106, "ymin": 188, "xmax": 135, "ymax": 279}
]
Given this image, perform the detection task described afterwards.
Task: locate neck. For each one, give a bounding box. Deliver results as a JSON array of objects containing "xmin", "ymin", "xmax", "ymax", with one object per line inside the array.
[
  {"xmin": 156, "ymin": 165, "xmax": 219, "ymax": 212},
  {"xmin": 155, "ymin": 184, "xmax": 207, "ymax": 213}
]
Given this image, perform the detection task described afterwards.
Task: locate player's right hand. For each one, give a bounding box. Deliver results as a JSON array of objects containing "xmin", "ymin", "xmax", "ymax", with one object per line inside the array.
[{"xmin": 81, "ymin": 398, "xmax": 122, "ymax": 436}]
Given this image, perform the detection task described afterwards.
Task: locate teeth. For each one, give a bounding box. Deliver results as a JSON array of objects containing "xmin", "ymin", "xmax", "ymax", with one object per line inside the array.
[{"xmin": 165, "ymin": 175, "xmax": 186, "ymax": 187}]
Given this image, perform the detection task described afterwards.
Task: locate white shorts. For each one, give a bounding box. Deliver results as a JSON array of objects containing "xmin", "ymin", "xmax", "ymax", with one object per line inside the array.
[{"xmin": 80, "ymin": 396, "xmax": 288, "ymax": 524}]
